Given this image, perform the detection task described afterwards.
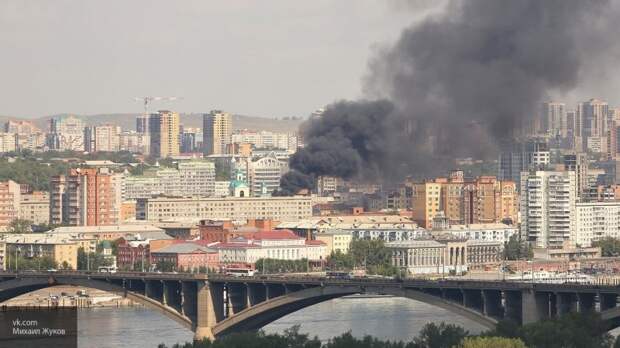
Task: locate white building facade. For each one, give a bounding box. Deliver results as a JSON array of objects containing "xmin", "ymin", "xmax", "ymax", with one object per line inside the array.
[
  {"xmin": 520, "ymin": 171, "xmax": 576, "ymax": 248},
  {"xmin": 575, "ymin": 202, "xmax": 620, "ymax": 247}
]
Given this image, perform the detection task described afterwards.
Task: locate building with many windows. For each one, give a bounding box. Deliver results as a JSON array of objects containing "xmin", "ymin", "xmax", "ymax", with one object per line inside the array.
[
  {"xmin": 47, "ymin": 115, "xmax": 85, "ymax": 151},
  {"xmin": 19, "ymin": 191, "xmax": 50, "ymax": 225},
  {"xmin": 574, "ymin": 201, "xmax": 620, "ymax": 247},
  {"xmin": 149, "ymin": 110, "xmax": 180, "ymax": 158},
  {"xmin": 50, "ymin": 168, "xmax": 123, "ymax": 226},
  {"xmin": 84, "ymin": 124, "xmax": 121, "ymax": 152},
  {"xmin": 136, "ymin": 196, "xmax": 313, "ymax": 222},
  {"xmin": 0, "ymin": 180, "xmax": 20, "ymax": 231},
  {"xmin": 119, "ymin": 131, "xmax": 150, "ymax": 154},
  {"xmin": 203, "ymin": 110, "xmax": 232, "ymax": 155},
  {"xmin": 248, "ymin": 152, "xmax": 289, "ymax": 196},
  {"xmin": 212, "ymin": 229, "xmax": 326, "ymax": 266},
  {"xmin": 0, "ymin": 233, "xmax": 79, "ymax": 270},
  {"xmin": 520, "ymin": 170, "xmax": 576, "ymax": 249},
  {"xmin": 123, "ymin": 160, "xmax": 215, "ymax": 199}
]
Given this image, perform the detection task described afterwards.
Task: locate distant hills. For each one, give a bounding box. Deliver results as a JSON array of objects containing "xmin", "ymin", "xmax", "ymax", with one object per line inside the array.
[{"xmin": 0, "ymin": 113, "xmax": 303, "ymax": 133}]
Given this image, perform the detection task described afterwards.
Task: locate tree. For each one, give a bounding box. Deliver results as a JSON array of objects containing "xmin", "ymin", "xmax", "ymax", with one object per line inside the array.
[
  {"xmin": 255, "ymin": 258, "xmax": 309, "ymax": 274},
  {"xmin": 460, "ymin": 337, "xmax": 526, "ymax": 348},
  {"xmin": 5, "ymin": 254, "xmax": 57, "ymax": 271},
  {"xmin": 412, "ymin": 322, "xmax": 469, "ymax": 348},
  {"xmin": 156, "ymin": 259, "xmax": 176, "ymax": 272},
  {"xmin": 592, "ymin": 237, "xmax": 620, "ymax": 257},
  {"xmin": 6, "ymin": 218, "xmax": 33, "ymax": 234},
  {"xmin": 77, "ymin": 247, "xmax": 112, "ymax": 270},
  {"xmin": 503, "ymin": 235, "xmax": 533, "ymax": 260}
]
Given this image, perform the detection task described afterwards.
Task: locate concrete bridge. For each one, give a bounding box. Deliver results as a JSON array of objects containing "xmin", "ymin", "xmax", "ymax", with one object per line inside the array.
[{"xmin": 1, "ymin": 271, "xmax": 620, "ymax": 340}]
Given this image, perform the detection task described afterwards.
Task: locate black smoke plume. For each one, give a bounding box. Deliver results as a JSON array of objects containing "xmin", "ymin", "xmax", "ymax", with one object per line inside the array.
[{"xmin": 280, "ymin": 0, "xmax": 618, "ymax": 195}]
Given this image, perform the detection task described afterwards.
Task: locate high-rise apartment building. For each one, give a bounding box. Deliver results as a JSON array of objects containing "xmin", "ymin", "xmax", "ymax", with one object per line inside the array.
[
  {"xmin": 48, "ymin": 115, "xmax": 85, "ymax": 151},
  {"xmin": 149, "ymin": 110, "xmax": 180, "ymax": 158},
  {"xmin": 563, "ymin": 153, "xmax": 588, "ymax": 199},
  {"xmin": 248, "ymin": 152, "xmax": 289, "ymax": 196},
  {"xmin": 520, "ymin": 171, "xmax": 576, "ymax": 249},
  {"xmin": 541, "ymin": 102, "xmax": 567, "ymax": 136},
  {"xmin": 462, "ymin": 176, "xmax": 518, "ymax": 225},
  {"xmin": 410, "ymin": 172, "xmax": 517, "ymax": 228},
  {"xmin": 136, "ymin": 114, "xmax": 149, "ymax": 133},
  {"xmin": 498, "ymin": 140, "xmax": 550, "ymax": 186},
  {"xmin": 4, "ymin": 120, "xmax": 45, "ymax": 152},
  {"xmin": 203, "ymin": 110, "xmax": 232, "ymax": 155},
  {"xmin": 119, "ymin": 131, "xmax": 150, "ymax": 155},
  {"xmin": 0, "ymin": 180, "xmax": 21, "ymax": 230},
  {"xmin": 50, "ymin": 168, "xmax": 122, "ymax": 226},
  {"xmin": 84, "ymin": 124, "xmax": 121, "ymax": 152},
  {"xmin": 579, "ymin": 98, "xmax": 610, "ymax": 138},
  {"xmin": 411, "ymin": 182, "xmax": 442, "ymax": 228},
  {"xmin": 576, "ymin": 98, "xmax": 610, "ymax": 153},
  {"xmin": 0, "ymin": 133, "xmax": 16, "ymax": 153},
  {"xmin": 232, "ymin": 130, "xmax": 298, "ymax": 152}
]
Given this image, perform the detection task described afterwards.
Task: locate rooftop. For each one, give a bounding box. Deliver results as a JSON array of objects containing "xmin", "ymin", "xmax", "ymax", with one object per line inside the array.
[
  {"xmin": 1, "ymin": 233, "xmax": 77, "ymax": 245},
  {"xmin": 152, "ymin": 243, "xmax": 216, "ymax": 254}
]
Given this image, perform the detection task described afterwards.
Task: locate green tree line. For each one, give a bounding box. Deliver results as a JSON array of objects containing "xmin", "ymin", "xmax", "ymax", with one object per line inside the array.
[
  {"xmin": 255, "ymin": 258, "xmax": 310, "ymax": 273},
  {"xmin": 158, "ymin": 312, "xmax": 618, "ymax": 348},
  {"xmin": 327, "ymin": 239, "xmax": 399, "ymax": 277}
]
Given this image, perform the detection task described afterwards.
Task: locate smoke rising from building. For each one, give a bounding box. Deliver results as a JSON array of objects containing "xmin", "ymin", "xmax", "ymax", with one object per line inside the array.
[{"xmin": 280, "ymin": 0, "xmax": 619, "ymax": 194}]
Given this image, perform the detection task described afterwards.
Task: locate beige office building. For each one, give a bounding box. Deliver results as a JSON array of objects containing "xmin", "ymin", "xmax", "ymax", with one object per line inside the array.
[
  {"xmin": 315, "ymin": 229, "xmax": 352, "ymax": 255},
  {"xmin": 136, "ymin": 196, "xmax": 313, "ymax": 222},
  {"xmin": 1, "ymin": 234, "xmax": 79, "ymax": 270},
  {"xmin": 19, "ymin": 191, "xmax": 50, "ymax": 225}
]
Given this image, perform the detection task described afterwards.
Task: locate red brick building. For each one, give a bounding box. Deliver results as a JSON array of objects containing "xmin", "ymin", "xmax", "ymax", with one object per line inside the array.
[
  {"xmin": 151, "ymin": 243, "xmax": 219, "ymax": 272},
  {"xmin": 116, "ymin": 238, "xmax": 150, "ymax": 271}
]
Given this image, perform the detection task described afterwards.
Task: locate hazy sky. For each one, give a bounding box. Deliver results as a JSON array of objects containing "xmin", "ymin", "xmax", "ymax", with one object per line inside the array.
[{"xmin": 0, "ymin": 1, "xmax": 443, "ymax": 118}]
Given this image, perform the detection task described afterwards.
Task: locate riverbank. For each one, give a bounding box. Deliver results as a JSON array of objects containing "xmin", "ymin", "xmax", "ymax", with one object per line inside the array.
[{"xmin": 0, "ymin": 285, "xmax": 138, "ymax": 308}]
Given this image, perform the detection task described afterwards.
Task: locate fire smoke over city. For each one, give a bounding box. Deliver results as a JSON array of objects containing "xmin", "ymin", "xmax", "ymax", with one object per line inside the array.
[{"xmin": 279, "ymin": 0, "xmax": 620, "ymax": 195}]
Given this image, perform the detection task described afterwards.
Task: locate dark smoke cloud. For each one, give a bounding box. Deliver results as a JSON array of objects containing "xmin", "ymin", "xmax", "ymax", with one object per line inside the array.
[{"xmin": 280, "ymin": 0, "xmax": 619, "ymax": 195}]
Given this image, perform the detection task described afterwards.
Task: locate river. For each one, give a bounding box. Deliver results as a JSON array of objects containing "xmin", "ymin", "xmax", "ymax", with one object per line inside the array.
[{"xmin": 77, "ymin": 297, "xmax": 485, "ymax": 347}]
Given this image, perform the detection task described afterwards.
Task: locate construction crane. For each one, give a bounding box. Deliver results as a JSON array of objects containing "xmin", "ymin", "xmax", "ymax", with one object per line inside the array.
[{"xmin": 133, "ymin": 96, "xmax": 183, "ymax": 113}]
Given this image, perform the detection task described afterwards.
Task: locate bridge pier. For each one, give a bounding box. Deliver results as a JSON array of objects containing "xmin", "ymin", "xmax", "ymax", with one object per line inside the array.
[
  {"xmin": 194, "ymin": 281, "xmax": 217, "ymax": 342},
  {"xmin": 578, "ymin": 293, "xmax": 596, "ymax": 313},
  {"xmin": 522, "ymin": 290, "xmax": 549, "ymax": 324},
  {"xmin": 482, "ymin": 290, "xmax": 503, "ymax": 319}
]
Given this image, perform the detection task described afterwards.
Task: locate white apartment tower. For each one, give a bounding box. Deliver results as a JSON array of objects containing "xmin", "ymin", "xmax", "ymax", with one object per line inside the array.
[
  {"xmin": 203, "ymin": 110, "xmax": 232, "ymax": 155},
  {"xmin": 520, "ymin": 171, "xmax": 576, "ymax": 249}
]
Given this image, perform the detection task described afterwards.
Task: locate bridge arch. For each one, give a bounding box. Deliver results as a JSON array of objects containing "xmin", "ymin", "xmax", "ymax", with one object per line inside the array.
[
  {"xmin": 212, "ymin": 284, "xmax": 497, "ymax": 337},
  {"xmin": 0, "ymin": 276, "xmax": 193, "ymax": 330}
]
